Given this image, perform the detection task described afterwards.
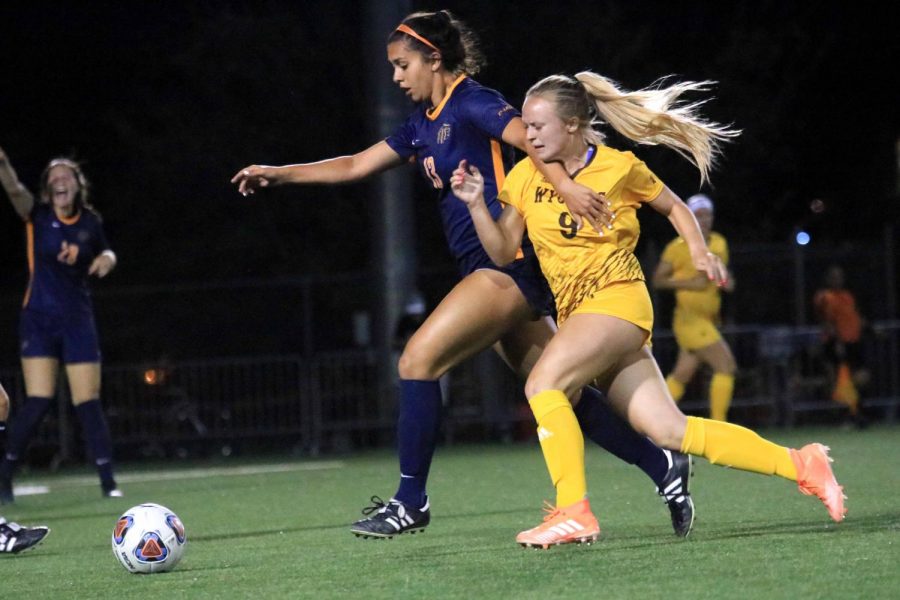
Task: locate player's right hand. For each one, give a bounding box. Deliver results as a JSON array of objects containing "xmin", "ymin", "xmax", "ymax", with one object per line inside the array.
[
  {"xmin": 231, "ymin": 165, "xmax": 274, "ymax": 196},
  {"xmin": 691, "ymin": 251, "xmax": 729, "ymax": 288},
  {"xmin": 450, "ymin": 160, "xmax": 484, "ymax": 207}
]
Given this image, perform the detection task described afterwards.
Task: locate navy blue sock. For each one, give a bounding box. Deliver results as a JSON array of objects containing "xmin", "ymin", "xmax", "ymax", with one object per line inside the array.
[
  {"xmin": 74, "ymin": 399, "xmax": 116, "ymax": 489},
  {"xmin": 0, "ymin": 396, "xmax": 53, "ymax": 479},
  {"xmin": 574, "ymin": 386, "xmax": 669, "ymax": 486},
  {"xmin": 0, "ymin": 422, "xmax": 6, "ymax": 454},
  {"xmin": 394, "ymin": 379, "xmax": 442, "ymax": 508}
]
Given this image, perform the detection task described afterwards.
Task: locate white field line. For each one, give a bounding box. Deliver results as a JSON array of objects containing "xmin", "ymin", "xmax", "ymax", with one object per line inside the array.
[{"xmin": 14, "ymin": 461, "xmax": 345, "ymax": 495}]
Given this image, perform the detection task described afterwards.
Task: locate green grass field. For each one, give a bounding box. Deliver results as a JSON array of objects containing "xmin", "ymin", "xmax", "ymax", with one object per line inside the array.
[{"xmin": 2, "ymin": 426, "xmax": 898, "ymax": 599}]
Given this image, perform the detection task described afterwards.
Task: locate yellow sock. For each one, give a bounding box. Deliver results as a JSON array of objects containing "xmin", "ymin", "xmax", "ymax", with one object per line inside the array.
[
  {"xmin": 832, "ymin": 363, "xmax": 859, "ymax": 415},
  {"xmin": 680, "ymin": 416, "xmax": 797, "ymax": 481},
  {"xmin": 666, "ymin": 375, "xmax": 686, "ymax": 403},
  {"xmin": 709, "ymin": 373, "xmax": 735, "ymax": 421},
  {"xmin": 529, "ymin": 390, "xmax": 587, "ymax": 507}
]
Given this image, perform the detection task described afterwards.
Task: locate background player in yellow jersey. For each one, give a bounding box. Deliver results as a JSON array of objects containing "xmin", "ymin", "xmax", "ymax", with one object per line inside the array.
[
  {"xmin": 653, "ymin": 194, "xmax": 737, "ymax": 421},
  {"xmin": 452, "ymin": 71, "xmax": 846, "ymax": 548}
]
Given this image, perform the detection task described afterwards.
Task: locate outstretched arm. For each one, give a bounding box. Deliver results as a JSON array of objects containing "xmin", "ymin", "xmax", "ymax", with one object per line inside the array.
[
  {"xmin": 231, "ymin": 141, "xmax": 405, "ymax": 196},
  {"xmin": 0, "ymin": 145, "xmax": 34, "ymax": 219},
  {"xmin": 450, "ymin": 160, "xmax": 524, "ymax": 266},
  {"xmin": 501, "ymin": 118, "xmax": 613, "ymax": 232},
  {"xmin": 648, "ymin": 186, "xmax": 728, "ymax": 286}
]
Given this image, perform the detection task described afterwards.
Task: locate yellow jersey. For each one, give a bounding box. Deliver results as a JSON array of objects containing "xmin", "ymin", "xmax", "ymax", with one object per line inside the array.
[
  {"xmin": 499, "ymin": 145, "xmax": 664, "ymax": 322},
  {"xmin": 660, "ymin": 232, "xmax": 729, "ymax": 320}
]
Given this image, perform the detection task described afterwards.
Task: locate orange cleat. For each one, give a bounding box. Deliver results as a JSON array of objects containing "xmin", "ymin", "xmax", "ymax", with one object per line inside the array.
[
  {"xmin": 790, "ymin": 443, "xmax": 847, "ymax": 522},
  {"xmin": 516, "ymin": 499, "xmax": 600, "ymax": 549}
]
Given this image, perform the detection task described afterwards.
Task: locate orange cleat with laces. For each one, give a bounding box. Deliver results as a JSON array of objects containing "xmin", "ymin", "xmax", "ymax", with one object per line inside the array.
[
  {"xmin": 516, "ymin": 499, "xmax": 600, "ymax": 549},
  {"xmin": 790, "ymin": 443, "xmax": 847, "ymax": 522}
]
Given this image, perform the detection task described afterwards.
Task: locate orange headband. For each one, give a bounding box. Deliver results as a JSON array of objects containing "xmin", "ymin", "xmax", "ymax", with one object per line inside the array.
[{"xmin": 395, "ymin": 24, "xmax": 440, "ymax": 53}]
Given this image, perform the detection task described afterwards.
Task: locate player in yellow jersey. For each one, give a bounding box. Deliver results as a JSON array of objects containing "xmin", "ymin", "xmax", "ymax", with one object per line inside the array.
[
  {"xmin": 451, "ymin": 72, "xmax": 846, "ymax": 548},
  {"xmin": 232, "ymin": 10, "xmax": 700, "ymax": 541},
  {"xmin": 653, "ymin": 194, "xmax": 737, "ymax": 421}
]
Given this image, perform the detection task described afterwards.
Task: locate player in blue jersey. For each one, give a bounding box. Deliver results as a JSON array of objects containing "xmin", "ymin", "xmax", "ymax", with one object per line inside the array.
[
  {"xmin": 232, "ymin": 10, "xmax": 694, "ymax": 538},
  {"xmin": 0, "ymin": 145, "xmax": 122, "ymax": 503}
]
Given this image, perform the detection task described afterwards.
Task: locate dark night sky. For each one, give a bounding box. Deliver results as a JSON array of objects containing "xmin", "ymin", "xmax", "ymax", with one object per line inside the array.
[{"xmin": 1, "ymin": 0, "xmax": 898, "ymax": 360}]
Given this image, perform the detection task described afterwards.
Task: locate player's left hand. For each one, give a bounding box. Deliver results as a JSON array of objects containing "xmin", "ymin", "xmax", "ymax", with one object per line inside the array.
[
  {"xmin": 89, "ymin": 253, "xmax": 115, "ymax": 278},
  {"xmin": 721, "ymin": 272, "xmax": 736, "ymax": 293},
  {"xmin": 57, "ymin": 241, "xmax": 78, "ymax": 265},
  {"xmin": 692, "ymin": 250, "xmax": 729, "ymax": 287}
]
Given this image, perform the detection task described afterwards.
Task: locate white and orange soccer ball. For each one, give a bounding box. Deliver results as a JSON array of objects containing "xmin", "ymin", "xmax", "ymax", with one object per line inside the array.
[{"xmin": 112, "ymin": 503, "xmax": 186, "ymax": 574}]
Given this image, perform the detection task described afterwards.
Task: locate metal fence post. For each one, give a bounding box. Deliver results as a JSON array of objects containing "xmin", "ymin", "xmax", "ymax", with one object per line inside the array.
[{"xmin": 792, "ymin": 234, "xmax": 806, "ymax": 327}]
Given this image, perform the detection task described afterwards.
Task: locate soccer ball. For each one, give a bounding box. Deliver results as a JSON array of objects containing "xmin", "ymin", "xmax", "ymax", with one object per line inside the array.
[{"xmin": 111, "ymin": 503, "xmax": 186, "ymax": 574}]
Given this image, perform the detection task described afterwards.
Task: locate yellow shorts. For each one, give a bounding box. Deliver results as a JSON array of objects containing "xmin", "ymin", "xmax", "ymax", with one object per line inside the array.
[
  {"xmin": 566, "ymin": 280, "xmax": 654, "ymax": 339},
  {"xmin": 673, "ymin": 312, "xmax": 722, "ymax": 351}
]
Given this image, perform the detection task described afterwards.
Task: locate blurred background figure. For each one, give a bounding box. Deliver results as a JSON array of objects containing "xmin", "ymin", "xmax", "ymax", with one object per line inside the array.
[
  {"xmin": 653, "ymin": 194, "xmax": 737, "ymax": 421},
  {"xmin": 814, "ymin": 265, "xmax": 870, "ymax": 425},
  {"xmin": 392, "ymin": 291, "xmax": 428, "ymax": 354},
  {"xmin": 0, "ymin": 146, "xmax": 121, "ymax": 503}
]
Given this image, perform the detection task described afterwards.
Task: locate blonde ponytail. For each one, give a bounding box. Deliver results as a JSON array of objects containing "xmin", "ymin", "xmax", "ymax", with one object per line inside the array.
[
  {"xmin": 526, "ymin": 72, "xmax": 740, "ymax": 184},
  {"xmin": 574, "ymin": 72, "xmax": 740, "ymax": 184}
]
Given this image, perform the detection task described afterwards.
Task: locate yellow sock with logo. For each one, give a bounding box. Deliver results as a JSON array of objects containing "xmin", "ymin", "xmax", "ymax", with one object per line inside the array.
[
  {"xmin": 666, "ymin": 375, "xmax": 686, "ymax": 403},
  {"xmin": 528, "ymin": 389, "xmax": 587, "ymax": 507},
  {"xmin": 709, "ymin": 373, "xmax": 735, "ymax": 421},
  {"xmin": 680, "ymin": 416, "xmax": 797, "ymax": 481}
]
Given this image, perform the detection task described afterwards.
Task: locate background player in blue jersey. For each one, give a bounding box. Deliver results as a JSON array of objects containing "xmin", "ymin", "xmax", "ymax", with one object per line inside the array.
[
  {"xmin": 232, "ymin": 10, "xmax": 694, "ymax": 538},
  {"xmin": 0, "ymin": 145, "xmax": 122, "ymax": 503}
]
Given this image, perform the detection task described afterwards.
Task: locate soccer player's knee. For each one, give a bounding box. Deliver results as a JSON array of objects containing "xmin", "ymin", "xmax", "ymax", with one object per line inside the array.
[
  {"xmin": 672, "ymin": 365, "xmax": 693, "ymax": 381},
  {"xmin": 713, "ymin": 349, "xmax": 737, "ymax": 374},
  {"xmin": 524, "ymin": 370, "xmax": 559, "ymax": 399},
  {"xmin": 643, "ymin": 420, "xmax": 685, "ymax": 452},
  {"xmin": 523, "ymin": 379, "xmax": 543, "ymax": 399},
  {"xmin": 720, "ymin": 356, "xmax": 737, "ymax": 375},
  {"xmin": 397, "ymin": 346, "xmax": 439, "ymax": 380}
]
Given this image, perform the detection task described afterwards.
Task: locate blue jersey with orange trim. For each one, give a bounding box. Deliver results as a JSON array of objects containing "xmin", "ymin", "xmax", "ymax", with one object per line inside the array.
[
  {"xmin": 385, "ymin": 76, "xmax": 520, "ymax": 263},
  {"xmin": 23, "ymin": 203, "xmax": 110, "ymax": 316}
]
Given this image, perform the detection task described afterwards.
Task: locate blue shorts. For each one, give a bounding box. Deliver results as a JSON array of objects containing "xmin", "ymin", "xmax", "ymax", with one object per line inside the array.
[
  {"xmin": 457, "ymin": 248, "xmax": 554, "ymax": 318},
  {"xmin": 19, "ymin": 309, "xmax": 102, "ymax": 363}
]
